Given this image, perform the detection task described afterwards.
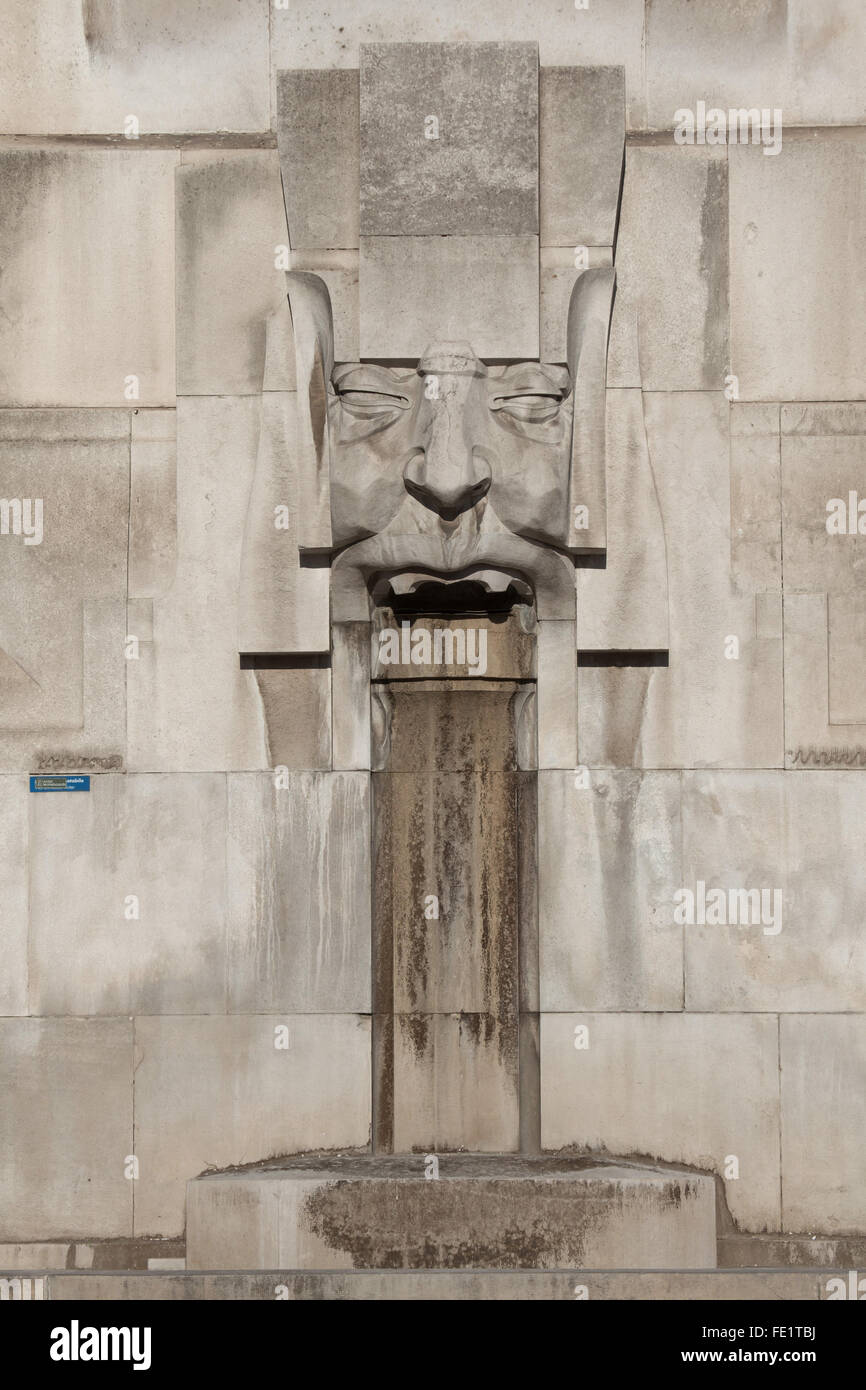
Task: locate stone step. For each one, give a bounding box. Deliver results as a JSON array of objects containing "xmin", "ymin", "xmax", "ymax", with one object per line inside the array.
[
  {"xmin": 0, "ymin": 1269, "xmax": 848, "ymax": 1300},
  {"xmin": 185, "ymin": 1154, "xmax": 717, "ymax": 1271}
]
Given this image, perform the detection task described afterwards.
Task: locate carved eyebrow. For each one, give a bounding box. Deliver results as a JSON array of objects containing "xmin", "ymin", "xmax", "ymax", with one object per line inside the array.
[
  {"xmin": 332, "ymin": 364, "xmax": 413, "ymax": 391},
  {"xmin": 493, "ymin": 364, "xmax": 570, "ymax": 393}
]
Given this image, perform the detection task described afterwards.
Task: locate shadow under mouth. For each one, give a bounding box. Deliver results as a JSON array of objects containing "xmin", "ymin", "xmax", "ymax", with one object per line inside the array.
[{"xmin": 372, "ymin": 568, "xmax": 534, "ymax": 619}]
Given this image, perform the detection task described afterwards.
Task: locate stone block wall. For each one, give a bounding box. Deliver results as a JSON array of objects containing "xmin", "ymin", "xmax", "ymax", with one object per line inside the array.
[{"xmin": 1, "ymin": 1, "xmax": 865, "ymax": 1246}]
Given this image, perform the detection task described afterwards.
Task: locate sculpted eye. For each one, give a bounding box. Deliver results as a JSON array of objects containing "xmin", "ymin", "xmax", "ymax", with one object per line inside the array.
[
  {"xmin": 339, "ymin": 388, "xmax": 408, "ymax": 412},
  {"xmin": 491, "ymin": 392, "xmax": 564, "ymax": 423}
]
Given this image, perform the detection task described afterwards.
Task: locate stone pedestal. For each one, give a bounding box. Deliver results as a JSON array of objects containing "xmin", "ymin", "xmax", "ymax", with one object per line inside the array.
[{"xmin": 185, "ymin": 1155, "xmax": 717, "ymax": 1271}]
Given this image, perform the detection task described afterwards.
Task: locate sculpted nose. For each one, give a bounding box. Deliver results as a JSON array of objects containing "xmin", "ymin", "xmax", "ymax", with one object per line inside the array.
[{"xmin": 403, "ymin": 414, "xmax": 491, "ymax": 518}]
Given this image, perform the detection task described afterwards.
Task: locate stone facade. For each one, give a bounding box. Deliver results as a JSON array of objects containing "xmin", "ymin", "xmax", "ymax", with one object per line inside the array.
[{"xmin": 1, "ymin": 1, "xmax": 865, "ymax": 1291}]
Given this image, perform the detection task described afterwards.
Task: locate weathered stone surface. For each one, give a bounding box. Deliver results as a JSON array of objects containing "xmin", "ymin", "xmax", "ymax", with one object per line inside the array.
[
  {"xmin": 576, "ymin": 389, "xmax": 670, "ymax": 653},
  {"xmin": 249, "ymin": 669, "xmax": 332, "ymax": 773},
  {"xmin": 730, "ymin": 136, "xmax": 866, "ymax": 401},
  {"xmin": 237, "ymin": 393, "xmax": 330, "ymax": 654},
  {"xmin": 539, "ymin": 771, "xmax": 683, "ymax": 1011},
  {"xmin": 127, "ymin": 397, "xmax": 267, "ymax": 772},
  {"xmin": 226, "ymin": 772, "xmax": 371, "ymax": 1013},
  {"xmin": 389, "ymin": 1015, "xmax": 520, "ymax": 1153},
  {"xmin": 541, "ymin": 1012, "xmax": 781, "ymax": 1231},
  {"xmin": 0, "ymin": 0, "xmax": 270, "ymax": 133},
  {"xmin": 29, "ymin": 774, "xmax": 227, "ymax": 1016},
  {"xmin": 578, "ymin": 393, "xmax": 783, "ymax": 769},
  {"xmin": 374, "ymin": 764, "xmax": 518, "ymax": 1013},
  {"xmin": 0, "ymin": 1020, "xmax": 132, "ymax": 1240},
  {"xmin": 781, "ymin": 404, "xmax": 866, "ymax": 595},
  {"xmin": 781, "ymin": 1016, "xmax": 866, "ymax": 1233},
  {"xmin": 130, "ymin": 410, "xmax": 176, "ymax": 599},
  {"xmin": 0, "ymin": 151, "xmax": 175, "ymax": 406},
  {"xmin": 540, "ymin": 67, "xmax": 624, "ymax": 247},
  {"xmin": 370, "ymin": 614, "xmax": 535, "ymax": 683},
  {"xmin": 360, "ymin": 43, "xmax": 537, "ymax": 236},
  {"xmin": 607, "ymin": 146, "xmax": 728, "ymax": 391},
  {"xmin": 35, "ymin": 1267, "xmax": 847, "ymax": 1299},
  {"xmin": 683, "ymin": 771, "xmax": 866, "ymax": 1011},
  {"xmin": 0, "ymin": 777, "xmax": 27, "ymax": 1015},
  {"xmin": 276, "ymin": 69, "xmax": 360, "ymax": 250},
  {"xmin": 176, "ymin": 152, "xmax": 290, "ymax": 396},
  {"xmin": 537, "ymin": 621, "xmax": 577, "ymax": 769},
  {"xmin": 0, "ymin": 409, "xmax": 128, "ymax": 773},
  {"xmin": 359, "ymin": 236, "xmax": 539, "ymax": 359},
  {"xmin": 540, "ymin": 248, "xmax": 612, "ymax": 364},
  {"xmin": 730, "ymin": 404, "xmax": 782, "ymax": 594},
  {"xmin": 133, "ymin": 1015, "xmax": 371, "ymax": 1236},
  {"xmin": 272, "ymin": 0, "xmax": 647, "ymax": 128},
  {"xmin": 185, "ymin": 1155, "xmax": 716, "ymax": 1270},
  {"xmin": 780, "ymin": 404, "xmax": 866, "ymax": 765},
  {"xmin": 332, "ymin": 625, "xmax": 369, "ymax": 770},
  {"xmin": 645, "ymin": 0, "xmax": 866, "ymax": 129}
]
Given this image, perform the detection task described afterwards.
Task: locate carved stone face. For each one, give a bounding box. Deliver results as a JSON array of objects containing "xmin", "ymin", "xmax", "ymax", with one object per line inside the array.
[
  {"xmin": 287, "ymin": 267, "xmax": 614, "ymax": 621},
  {"xmin": 329, "ymin": 343, "xmax": 574, "ymax": 615}
]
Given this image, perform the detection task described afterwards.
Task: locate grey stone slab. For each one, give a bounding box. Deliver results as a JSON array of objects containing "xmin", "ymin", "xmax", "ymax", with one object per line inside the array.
[
  {"xmin": 537, "ymin": 621, "xmax": 577, "ymax": 769},
  {"xmin": 782, "ymin": 593, "xmax": 866, "ymax": 769},
  {"xmin": 609, "ymin": 145, "xmax": 728, "ymax": 391},
  {"xmin": 0, "ymin": 777, "xmax": 27, "ymax": 1015},
  {"xmin": 127, "ymin": 397, "xmax": 268, "ymax": 773},
  {"xmin": 360, "ymin": 43, "xmax": 538, "ymax": 236},
  {"xmin": 730, "ymin": 135, "xmax": 866, "ymax": 401},
  {"xmin": 646, "ymin": 0, "xmax": 866, "ymax": 129},
  {"xmin": 0, "ymin": 150, "xmax": 175, "ymax": 406},
  {"xmin": 390, "ymin": 1015, "xmax": 520, "ymax": 1153},
  {"xmin": 0, "ymin": 409, "xmax": 129, "ymax": 773},
  {"xmin": 359, "ymin": 236, "xmax": 539, "ymax": 359},
  {"xmin": 0, "ymin": 0, "xmax": 270, "ymax": 133},
  {"xmin": 333, "ymin": 625, "xmax": 370, "ymax": 770},
  {"xmin": 0, "ymin": 1019, "xmax": 132, "ymax": 1241},
  {"xmin": 576, "ymin": 388, "xmax": 670, "ymax": 653},
  {"xmin": 828, "ymin": 592, "xmax": 866, "ymax": 724},
  {"xmin": 130, "ymin": 410, "xmax": 176, "ymax": 599},
  {"xmin": 249, "ymin": 669, "xmax": 332, "ymax": 773},
  {"xmin": 541, "ymin": 1012, "xmax": 781, "ymax": 1232},
  {"xmin": 539, "ymin": 771, "xmax": 683, "ymax": 1012},
  {"xmin": 781, "ymin": 404, "xmax": 866, "ymax": 596},
  {"xmin": 176, "ymin": 152, "xmax": 290, "ymax": 396},
  {"xmin": 28, "ymin": 774, "xmax": 228, "ymax": 1016},
  {"xmin": 132, "ymin": 1015, "xmax": 371, "ymax": 1236},
  {"xmin": 781, "ymin": 1015, "xmax": 866, "ymax": 1233},
  {"xmin": 186, "ymin": 1156, "xmax": 715, "ymax": 1270},
  {"xmin": 683, "ymin": 771, "xmax": 866, "ymax": 1011},
  {"xmin": 540, "ymin": 67, "xmax": 624, "ymax": 247},
  {"xmin": 730, "ymin": 404, "xmax": 782, "ymax": 594},
  {"xmin": 39, "ymin": 1268, "xmax": 845, "ymax": 1300},
  {"xmin": 272, "ymin": 1, "xmax": 647, "ymax": 129},
  {"xmin": 237, "ymin": 392, "xmax": 330, "ymax": 655},
  {"xmin": 578, "ymin": 393, "xmax": 783, "ymax": 769},
  {"xmin": 226, "ymin": 772, "xmax": 371, "ymax": 1013},
  {"xmin": 277, "ymin": 69, "xmax": 360, "ymax": 250}
]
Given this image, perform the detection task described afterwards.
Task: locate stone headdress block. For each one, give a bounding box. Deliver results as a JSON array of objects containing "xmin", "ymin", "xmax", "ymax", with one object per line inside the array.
[
  {"xmin": 540, "ymin": 66, "xmax": 625, "ymax": 248},
  {"xmin": 276, "ymin": 70, "xmax": 360, "ymax": 251},
  {"xmin": 359, "ymin": 235, "xmax": 539, "ymax": 359},
  {"xmin": 360, "ymin": 42, "xmax": 538, "ymax": 237}
]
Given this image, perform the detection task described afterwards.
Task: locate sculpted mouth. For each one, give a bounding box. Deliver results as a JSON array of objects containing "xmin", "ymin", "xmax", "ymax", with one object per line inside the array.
[{"xmin": 372, "ymin": 567, "xmax": 534, "ymax": 616}]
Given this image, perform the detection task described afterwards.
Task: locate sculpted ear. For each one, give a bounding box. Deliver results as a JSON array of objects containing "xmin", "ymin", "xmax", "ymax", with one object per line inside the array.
[
  {"xmin": 287, "ymin": 271, "xmax": 334, "ymax": 555},
  {"xmin": 565, "ymin": 266, "xmax": 616, "ymax": 556}
]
